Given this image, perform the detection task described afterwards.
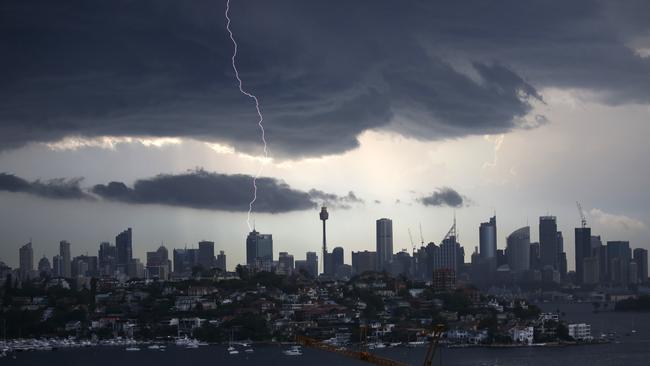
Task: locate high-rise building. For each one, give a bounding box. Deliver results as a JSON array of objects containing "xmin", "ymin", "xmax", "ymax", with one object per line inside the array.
[
  {"xmin": 146, "ymin": 245, "xmax": 171, "ymax": 279},
  {"xmin": 539, "ymin": 216, "xmax": 558, "ymax": 269},
  {"xmin": 434, "ymin": 236, "xmax": 460, "ymax": 274},
  {"xmin": 479, "ymin": 215, "xmax": 497, "ymax": 259},
  {"xmin": 71, "ymin": 255, "xmax": 98, "ymax": 277},
  {"xmin": 376, "ymin": 218, "xmax": 393, "ymax": 271},
  {"xmin": 19, "ymin": 242, "xmax": 34, "ymax": 280},
  {"xmin": 198, "ymin": 241, "xmax": 215, "ymax": 269},
  {"xmin": 607, "ymin": 241, "xmax": 631, "ymax": 285},
  {"xmin": 507, "ymin": 226, "xmax": 530, "ymax": 272},
  {"xmin": 59, "ymin": 240, "xmax": 71, "ymax": 278},
  {"xmin": 352, "ymin": 250, "xmax": 377, "ymax": 275},
  {"xmin": 529, "ymin": 242, "xmax": 541, "ymax": 270},
  {"xmin": 633, "ymin": 248, "xmax": 648, "ymax": 283},
  {"xmin": 306, "ymin": 252, "xmax": 318, "ymax": 277},
  {"xmin": 331, "ymin": 247, "xmax": 344, "ymax": 275},
  {"xmin": 320, "ymin": 207, "xmax": 329, "ymax": 275},
  {"xmin": 277, "ymin": 252, "xmax": 295, "ymax": 275},
  {"xmin": 574, "ymin": 227, "xmax": 591, "ymax": 284},
  {"xmin": 216, "ymin": 250, "xmax": 227, "ymax": 271},
  {"xmin": 173, "ymin": 248, "xmax": 198, "ymax": 275},
  {"xmin": 52, "ymin": 254, "xmax": 61, "ymax": 277},
  {"xmin": 246, "ymin": 230, "xmax": 273, "ymax": 270},
  {"xmin": 116, "ymin": 228, "xmax": 133, "ymax": 276},
  {"xmin": 98, "ymin": 242, "xmax": 117, "ymax": 277},
  {"xmin": 38, "ymin": 256, "xmax": 51, "ymax": 277}
]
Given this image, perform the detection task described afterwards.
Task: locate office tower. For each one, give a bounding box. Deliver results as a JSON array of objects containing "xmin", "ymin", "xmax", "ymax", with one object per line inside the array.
[
  {"xmin": 306, "ymin": 252, "xmax": 318, "ymax": 277},
  {"xmin": 479, "ymin": 215, "xmax": 497, "ymax": 259},
  {"xmin": 529, "ymin": 242, "xmax": 541, "ymax": 270},
  {"xmin": 331, "ymin": 247, "xmax": 344, "ymax": 275},
  {"xmin": 278, "ymin": 252, "xmax": 294, "ymax": 275},
  {"xmin": 574, "ymin": 227, "xmax": 591, "ymax": 284},
  {"xmin": 607, "ymin": 241, "xmax": 631, "ymax": 285},
  {"xmin": 558, "ymin": 252, "xmax": 568, "ymax": 279},
  {"xmin": 434, "ymin": 236, "xmax": 461, "ymax": 274},
  {"xmin": 38, "ymin": 256, "xmax": 51, "ymax": 277},
  {"xmin": 98, "ymin": 242, "xmax": 117, "ymax": 277},
  {"xmin": 52, "ymin": 254, "xmax": 61, "ymax": 277},
  {"xmin": 539, "ymin": 216, "xmax": 558, "ymax": 269},
  {"xmin": 216, "ymin": 251, "xmax": 227, "ymax": 271},
  {"xmin": 556, "ymin": 231, "xmax": 564, "ymax": 253},
  {"xmin": 246, "ymin": 230, "xmax": 273, "ymax": 270},
  {"xmin": 116, "ymin": 228, "xmax": 133, "ymax": 276},
  {"xmin": 19, "ymin": 242, "xmax": 34, "ymax": 280},
  {"xmin": 198, "ymin": 241, "xmax": 215, "ymax": 269},
  {"xmin": 376, "ymin": 218, "xmax": 393, "ymax": 271},
  {"xmin": 507, "ymin": 226, "xmax": 530, "ymax": 272},
  {"xmin": 146, "ymin": 245, "xmax": 171, "ymax": 279},
  {"xmin": 59, "ymin": 240, "xmax": 71, "ymax": 278},
  {"xmin": 629, "ymin": 261, "xmax": 639, "ymax": 285},
  {"xmin": 320, "ymin": 207, "xmax": 329, "ymax": 275},
  {"xmin": 352, "ymin": 250, "xmax": 377, "ymax": 275},
  {"xmin": 71, "ymin": 255, "xmax": 98, "ymax": 277},
  {"xmin": 128, "ymin": 258, "xmax": 145, "ymax": 278},
  {"xmin": 633, "ymin": 248, "xmax": 648, "ymax": 283},
  {"xmin": 583, "ymin": 256, "xmax": 600, "ymax": 285},
  {"xmin": 391, "ymin": 251, "xmax": 412, "ymax": 277},
  {"xmin": 496, "ymin": 249, "xmax": 507, "ymax": 267}
]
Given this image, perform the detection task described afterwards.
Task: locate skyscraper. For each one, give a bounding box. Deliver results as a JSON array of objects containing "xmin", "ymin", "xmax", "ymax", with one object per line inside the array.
[
  {"xmin": 352, "ymin": 250, "xmax": 377, "ymax": 275},
  {"xmin": 59, "ymin": 240, "xmax": 71, "ymax": 278},
  {"xmin": 607, "ymin": 241, "xmax": 631, "ymax": 285},
  {"xmin": 331, "ymin": 246, "xmax": 344, "ymax": 275},
  {"xmin": 376, "ymin": 218, "xmax": 393, "ymax": 271},
  {"xmin": 198, "ymin": 241, "xmax": 215, "ymax": 269},
  {"xmin": 574, "ymin": 226, "xmax": 592, "ymax": 284},
  {"xmin": 539, "ymin": 216, "xmax": 558, "ymax": 269},
  {"xmin": 507, "ymin": 226, "xmax": 530, "ymax": 272},
  {"xmin": 633, "ymin": 248, "xmax": 648, "ymax": 283},
  {"xmin": 146, "ymin": 245, "xmax": 171, "ymax": 279},
  {"xmin": 246, "ymin": 230, "xmax": 273, "ymax": 270},
  {"xmin": 277, "ymin": 252, "xmax": 294, "ymax": 275},
  {"xmin": 216, "ymin": 250, "xmax": 227, "ymax": 272},
  {"xmin": 38, "ymin": 256, "xmax": 51, "ymax": 277},
  {"xmin": 19, "ymin": 242, "xmax": 33, "ymax": 280},
  {"xmin": 306, "ymin": 251, "xmax": 318, "ymax": 277},
  {"xmin": 479, "ymin": 215, "xmax": 497, "ymax": 259},
  {"xmin": 98, "ymin": 241, "xmax": 117, "ymax": 277},
  {"xmin": 116, "ymin": 228, "xmax": 133, "ymax": 276},
  {"xmin": 320, "ymin": 207, "xmax": 329, "ymax": 275}
]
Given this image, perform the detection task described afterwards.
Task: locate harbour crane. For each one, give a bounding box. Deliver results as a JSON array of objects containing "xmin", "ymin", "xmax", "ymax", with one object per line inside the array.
[{"xmin": 296, "ymin": 324, "xmax": 446, "ymax": 366}]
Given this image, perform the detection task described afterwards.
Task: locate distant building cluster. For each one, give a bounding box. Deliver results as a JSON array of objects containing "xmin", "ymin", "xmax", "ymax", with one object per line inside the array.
[{"xmin": 2, "ymin": 206, "xmax": 648, "ymax": 292}]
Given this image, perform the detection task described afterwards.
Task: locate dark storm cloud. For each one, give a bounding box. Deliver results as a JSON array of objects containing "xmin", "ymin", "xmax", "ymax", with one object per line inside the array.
[
  {"xmin": 91, "ymin": 169, "xmax": 316, "ymax": 213},
  {"xmin": 418, "ymin": 187, "xmax": 465, "ymax": 208},
  {"xmin": 308, "ymin": 189, "xmax": 364, "ymax": 209},
  {"xmin": 1, "ymin": 1, "xmax": 650, "ymax": 157},
  {"xmin": 0, "ymin": 173, "xmax": 90, "ymax": 200},
  {"xmin": 1, "ymin": 170, "xmax": 360, "ymax": 213}
]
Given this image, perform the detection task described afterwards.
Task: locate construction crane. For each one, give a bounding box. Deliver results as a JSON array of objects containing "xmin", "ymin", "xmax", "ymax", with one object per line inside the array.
[
  {"xmin": 408, "ymin": 228, "xmax": 416, "ymax": 256},
  {"xmin": 419, "ymin": 223, "xmax": 425, "ymax": 247},
  {"xmin": 576, "ymin": 201, "xmax": 587, "ymax": 228},
  {"xmin": 296, "ymin": 324, "xmax": 445, "ymax": 366}
]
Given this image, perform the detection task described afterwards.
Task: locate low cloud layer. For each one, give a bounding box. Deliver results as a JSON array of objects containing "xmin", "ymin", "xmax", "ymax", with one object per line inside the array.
[
  {"xmin": 0, "ymin": 170, "xmax": 363, "ymax": 214},
  {"xmin": 3, "ymin": 1, "xmax": 649, "ymax": 157},
  {"xmin": 589, "ymin": 208, "xmax": 647, "ymax": 232},
  {"xmin": 418, "ymin": 187, "xmax": 465, "ymax": 208},
  {"xmin": 0, "ymin": 173, "xmax": 90, "ymax": 200}
]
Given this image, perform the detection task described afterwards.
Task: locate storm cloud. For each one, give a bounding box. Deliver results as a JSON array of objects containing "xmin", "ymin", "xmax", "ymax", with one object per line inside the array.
[
  {"xmin": 308, "ymin": 189, "xmax": 364, "ymax": 209},
  {"xmin": 418, "ymin": 187, "xmax": 465, "ymax": 208},
  {"xmin": 2, "ymin": 1, "xmax": 649, "ymax": 157},
  {"xmin": 0, "ymin": 173, "xmax": 90, "ymax": 200}
]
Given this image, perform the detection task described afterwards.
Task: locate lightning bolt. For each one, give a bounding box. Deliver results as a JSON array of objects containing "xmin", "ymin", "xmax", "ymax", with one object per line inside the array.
[{"xmin": 225, "ymin": 0, "xmax": 269, "ymax": 232}]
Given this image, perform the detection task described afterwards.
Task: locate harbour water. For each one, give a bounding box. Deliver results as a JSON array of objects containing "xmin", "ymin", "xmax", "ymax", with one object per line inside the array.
[{"xmin": 4, "ymin": 303, "xmax": 650, "ymax": 366}]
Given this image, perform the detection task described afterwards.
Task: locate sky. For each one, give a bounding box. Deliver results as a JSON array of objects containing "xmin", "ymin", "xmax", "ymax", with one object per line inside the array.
[{"xmin": 1, "ymin": 0, "xmax": 649, "ymax": 271}]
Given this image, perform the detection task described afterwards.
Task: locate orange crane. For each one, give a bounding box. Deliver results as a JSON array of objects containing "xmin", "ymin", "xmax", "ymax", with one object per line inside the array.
[{"xmin": 296, "ymin": 324, "xmax": 445, "ymax": 366}]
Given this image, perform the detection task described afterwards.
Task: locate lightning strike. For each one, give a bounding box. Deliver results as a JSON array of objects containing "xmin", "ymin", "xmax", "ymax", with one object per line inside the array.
[{"xmin": 225, "ymin": 0, "xmax": 269, "ymax": 231}]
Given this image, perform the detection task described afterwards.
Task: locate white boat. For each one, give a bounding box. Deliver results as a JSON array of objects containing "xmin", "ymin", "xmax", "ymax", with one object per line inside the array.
[
  {"xmin": 228, "ymin": 345, "xmax": 239, "ymax": 355},
  {"xmin": 148, "ymin": 345, "xmax": 161, "ymax": 350},
  {"xmin": 244, "ymin": 348, "xmax": 254, "ymax": 353},
  {"xmin": 283, "ymin": 345, "xmax": 303, "ymax": 356},
  {"xmin": 125, "ymin": 347, "xmax": 141, "ymax": 351}
]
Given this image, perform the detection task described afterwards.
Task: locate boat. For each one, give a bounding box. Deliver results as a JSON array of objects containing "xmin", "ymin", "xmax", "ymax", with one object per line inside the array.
[
  {"xmin": 125, "ymin": 347, "xmax": 141, "ymax": 351},
  {"xmin": 283, "ymin": 345, "xmax": 303, "ymax": 356},
  {"xmin": 228, "ymin": 345, "xmax": 239, "ymax": 355},
  {"xmin": 244, "ymin": 348, "xmax": 254, "ymax": 353},
  {"xmin": 148, "ymin": 345, "xmax": 161, "ymax": 350}
]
